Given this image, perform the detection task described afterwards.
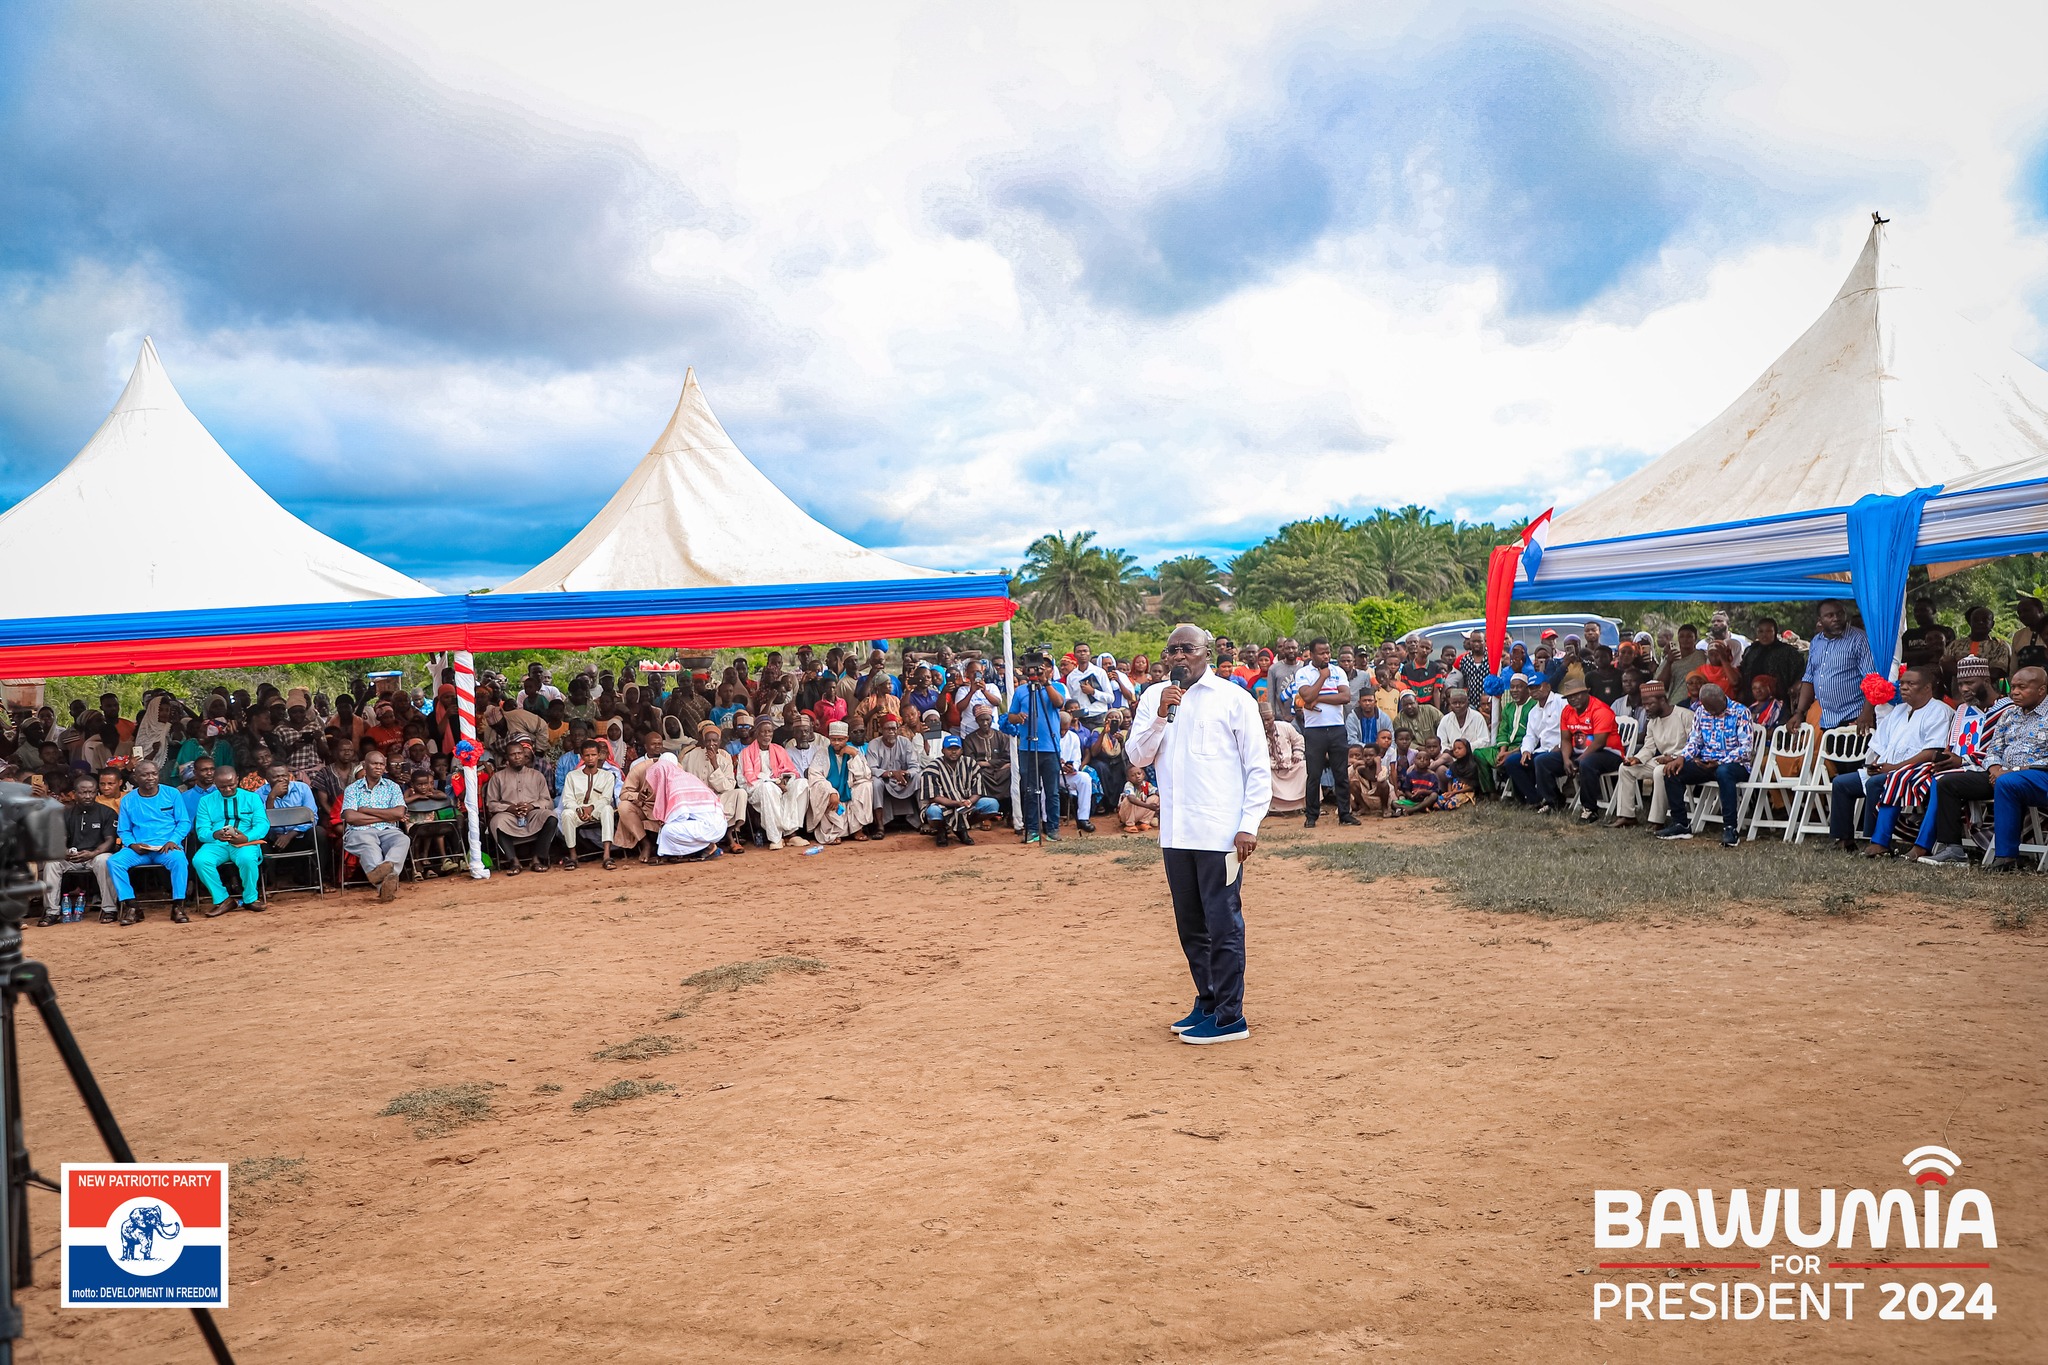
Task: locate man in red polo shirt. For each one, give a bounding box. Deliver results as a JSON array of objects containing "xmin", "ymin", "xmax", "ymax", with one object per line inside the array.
[{"xmin": 1534, "ymin": 678, "xmax": 1621, "ymax": 822}]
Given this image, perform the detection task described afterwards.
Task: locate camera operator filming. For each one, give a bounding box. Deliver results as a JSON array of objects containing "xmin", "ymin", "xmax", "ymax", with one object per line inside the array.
[
  {"xmin": 1003, "ymin": 650, "xmax": 1069, "ymax": 843},
  {"xmin": 1126, "ymin": 625, "xmax": 1272, "ymax": 1045}
]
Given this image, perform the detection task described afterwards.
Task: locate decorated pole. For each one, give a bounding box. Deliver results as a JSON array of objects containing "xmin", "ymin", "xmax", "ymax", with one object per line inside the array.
[
  {"xmin": 1003, "ymin": 618, "xmax": 1021, "ymax": 832},
  {"xmin": 452, "ymin": 650, "xmax": 489, "ymax": 880}
]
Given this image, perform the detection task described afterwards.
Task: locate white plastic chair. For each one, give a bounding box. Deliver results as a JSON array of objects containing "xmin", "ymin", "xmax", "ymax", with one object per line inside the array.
[
  {"xmin": 1790, "ymin": 726, "xmax": 1869, "ymax": 844},
  {"xmin": 1740, "ymin": 724, "xmax": 1816, "ymax": 841},
  {"xmin": 1600, "ymin": 715, "xmax": 1641, "ymax": 809},
  {"xmin": 1692, "ymin": 727, "xmax": 1770, "ymax": 836}
]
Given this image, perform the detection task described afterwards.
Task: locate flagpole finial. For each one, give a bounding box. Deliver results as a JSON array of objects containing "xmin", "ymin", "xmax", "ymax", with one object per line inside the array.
[{"xmin": 1872, "ymin": 210, "xmax": 1889, "ymax": 225}]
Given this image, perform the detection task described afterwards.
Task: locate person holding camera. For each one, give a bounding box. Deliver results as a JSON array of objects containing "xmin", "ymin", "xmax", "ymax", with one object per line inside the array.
[
  {"xmin": 1003, "ymin": 650, "xmax": 1068, "ymax": 843},
  {"xmin": 1127, "ymin": 624, "xmax": 1272, "ymax": 1045}
]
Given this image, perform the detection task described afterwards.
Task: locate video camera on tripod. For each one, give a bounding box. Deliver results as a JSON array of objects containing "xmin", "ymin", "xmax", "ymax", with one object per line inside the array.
[{"xmin": 0, "ymin": 782, "xmax": 234, "ymax": 1363}]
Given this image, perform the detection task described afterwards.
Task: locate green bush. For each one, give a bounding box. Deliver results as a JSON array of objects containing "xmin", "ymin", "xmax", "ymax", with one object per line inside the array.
[{"xmin": 1350, "ymin": 596, "xmax": 1423, "ymax": 643}]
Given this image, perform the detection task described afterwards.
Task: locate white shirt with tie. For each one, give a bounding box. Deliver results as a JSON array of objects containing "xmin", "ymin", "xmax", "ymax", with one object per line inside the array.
[{"xmin": 1126, "ymin": 669, "xmax": 1273, "ymax": 852}]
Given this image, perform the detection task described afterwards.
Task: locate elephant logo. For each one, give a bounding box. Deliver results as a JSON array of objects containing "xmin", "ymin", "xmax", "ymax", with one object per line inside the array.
[{"xmin": 117, "ymin": 1202, "xmax": 182, "ymax": 1263}]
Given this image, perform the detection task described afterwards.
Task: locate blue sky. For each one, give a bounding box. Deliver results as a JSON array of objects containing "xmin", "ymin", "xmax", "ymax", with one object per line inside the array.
[{"xmin": 4, "ymin": 0, "xmax": 2047, "ymax": 590}]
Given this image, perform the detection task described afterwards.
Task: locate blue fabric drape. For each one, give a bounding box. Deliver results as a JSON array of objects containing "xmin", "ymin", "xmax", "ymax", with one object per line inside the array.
[{"xmin": 1846, "ymin": 487, "xmax": 1937, "ymax": 678}]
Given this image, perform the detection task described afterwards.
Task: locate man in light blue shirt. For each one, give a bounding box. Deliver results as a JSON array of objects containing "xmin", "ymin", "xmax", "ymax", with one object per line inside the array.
[
  {"xmin": 1791, "ymin": 599, "xmax": 1877, "ymax": 730},
  {"xmin": 194, "ymin": 763, "xmax": 271, "ymax": 915},
  {"xmin": 109, "ymin": 760, "xmax": 191, "ymax": 925},
  {"xmin": 1002, "ymin": 654, "xmax": 1068, "ymax": 842}
]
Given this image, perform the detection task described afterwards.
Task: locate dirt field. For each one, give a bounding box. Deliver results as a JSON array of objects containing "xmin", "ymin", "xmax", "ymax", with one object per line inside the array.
[{"xmin": 14, "ymin": 815, "xmax": 2044, "ymax": 1364}]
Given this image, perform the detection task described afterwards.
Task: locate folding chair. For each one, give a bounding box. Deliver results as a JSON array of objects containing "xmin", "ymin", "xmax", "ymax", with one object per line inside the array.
[
  {"xmin": 403, "ymin": 798, "xmax": 463, "ymax": 881},
  {"xmin": 1690, "ymin": 729, "xmax": 1769, "ymax": 837},
  {"xmin": 1600, "ymin": 716, "xmax": 1640, "ymax": 810},
  {"xmin": 1740, "ymin": 724, "xmax": 1815, "ymax": 841},
  {"xmin": 259, "ymin": 806, "xmax": 325, "ymax": 899},
  {"xmin": 1790, "ymin": 726, "xmax": 1868, "ymax": 844}
]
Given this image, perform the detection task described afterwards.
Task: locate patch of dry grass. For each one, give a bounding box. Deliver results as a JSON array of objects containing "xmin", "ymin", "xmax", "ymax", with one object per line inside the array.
[
  {"xmin": 572, "ymin": 1079, "xmax": 673, "ymax": 1112},
  {"xmin": 378, "ymin": 1083, "xmax": 499, "ymax": 1138},
  {"xmin": 668, "ymin": 955, "xmax": 827, "ymax": 1018},
  {"xmin": 591, "ymin": 1033, "xmax": 689, "ymax": 1062}
]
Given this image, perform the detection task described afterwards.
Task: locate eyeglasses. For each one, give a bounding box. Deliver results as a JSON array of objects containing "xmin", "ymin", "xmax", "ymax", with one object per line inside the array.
[{"xmin": 1161, "ymin": 643, "xmax": 1205, "ymax": 657}]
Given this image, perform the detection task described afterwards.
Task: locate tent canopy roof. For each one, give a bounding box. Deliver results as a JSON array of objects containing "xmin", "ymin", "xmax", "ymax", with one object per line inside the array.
[
  {"xmin": 501, "ymin": 368, "xmax": 955, "ymax": 593},
  {"xmin": 0, "ymin": 338, "xmax": 434, "ymax": 614},
  {"xmin": 1550, "ymin": 219, "xmax": 2048, "ymax": 548}
]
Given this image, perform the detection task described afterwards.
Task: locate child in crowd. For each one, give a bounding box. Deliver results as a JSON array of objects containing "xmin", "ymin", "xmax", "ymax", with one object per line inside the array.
[
  {"xmin": 404, "ymin": 769, "xmax": 458, "ymax": 875},
  {"xmin": 1433, "ymin": 738, "xmax": 1481, "ymax": 810}
]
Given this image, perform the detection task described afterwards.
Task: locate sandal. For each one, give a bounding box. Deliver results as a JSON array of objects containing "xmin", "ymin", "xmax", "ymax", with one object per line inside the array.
[
  {"xmin": 603, "ymin": 856, "xmax": 616, "ymax": 870},
  {"xmin": 505, "ymin": 861, "xmax": 522, "ymax": 876}
]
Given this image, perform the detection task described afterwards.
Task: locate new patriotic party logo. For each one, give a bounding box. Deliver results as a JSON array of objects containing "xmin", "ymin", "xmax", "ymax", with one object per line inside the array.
[{"xmin": 61, "ymin": 1163, "xmax": 228, "ymax": 1308}]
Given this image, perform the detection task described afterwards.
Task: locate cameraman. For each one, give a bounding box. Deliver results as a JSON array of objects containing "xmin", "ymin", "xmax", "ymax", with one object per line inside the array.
[{"xmin": 1002, "ymin": 651, "xmax": 1068, "ymax": 843}]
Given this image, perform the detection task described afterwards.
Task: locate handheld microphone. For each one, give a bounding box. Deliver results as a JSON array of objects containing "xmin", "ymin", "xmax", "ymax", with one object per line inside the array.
[{"xmin": 1167, "ymin": 665, "xmax": 1187, "ymax": 723}]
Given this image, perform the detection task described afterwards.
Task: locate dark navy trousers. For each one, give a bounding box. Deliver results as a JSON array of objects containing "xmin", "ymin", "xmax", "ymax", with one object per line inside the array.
[{"xmin": 1164, "ymin": 847, "xmax": 1246, "ymax": 1026}]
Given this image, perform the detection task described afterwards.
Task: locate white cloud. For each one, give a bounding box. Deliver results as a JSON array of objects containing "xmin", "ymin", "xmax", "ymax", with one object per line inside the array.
[{"xmin": 14, "ymin": 0, "xmax": 2048, "ymax": 589}]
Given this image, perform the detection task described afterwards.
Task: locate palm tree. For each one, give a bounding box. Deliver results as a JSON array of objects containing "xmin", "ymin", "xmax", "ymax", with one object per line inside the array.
[
  {"xmin": 1016, "ymin": 530, "xmax": 1147, "ymax": 629},
  {"xmin": 1017, "ymin": 531, "xmax": 1104, "ymax": 621},
  {"xmin": 1233, "ymin": 517, "xmax": 1377, "ymax": 609},
  {"xmin": 1156, "ymin": 555, "xmax": 1223, "ymax": 615},
  {"xmin": 1355, "ymin": 508, "xmax": 1459, "ymax": 599}
]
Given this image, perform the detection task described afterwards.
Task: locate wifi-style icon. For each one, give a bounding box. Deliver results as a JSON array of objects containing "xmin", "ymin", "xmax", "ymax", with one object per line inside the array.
[{"xmin": 1903, "ymin": 1145, "xmax": 1961, "ymax": 1187}]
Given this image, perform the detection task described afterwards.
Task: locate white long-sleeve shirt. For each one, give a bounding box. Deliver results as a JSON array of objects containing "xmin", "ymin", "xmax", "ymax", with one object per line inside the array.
[
  {"xmin": 1520, "ymin": 693, "xmax": 1568, "ymax": 755},
  {"xmin": 1126, "ymin": 669, "xmax": 1273, "ymax": 851}
]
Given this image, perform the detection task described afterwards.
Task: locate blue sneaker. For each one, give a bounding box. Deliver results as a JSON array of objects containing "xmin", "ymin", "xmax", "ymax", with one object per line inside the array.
[
  {"xmin": 1170, "ymin": 1005, "xmax": 1211, "ymax": 1034},
  {"xmin": 1180, "ymin": 1014, "xmax": 1250, "ymax": 1045}
]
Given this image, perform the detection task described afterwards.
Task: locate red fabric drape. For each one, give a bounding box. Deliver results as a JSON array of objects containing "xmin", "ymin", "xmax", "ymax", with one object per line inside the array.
[{"xmin": 1484, "ymin": 544, "xmax": 1520, "ymax": 672}]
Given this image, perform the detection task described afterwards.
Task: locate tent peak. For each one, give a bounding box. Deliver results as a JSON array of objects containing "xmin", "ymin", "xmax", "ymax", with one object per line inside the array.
[{"xmin": 109, "ymin": 335, "xmax": 189, "ymax": 418}]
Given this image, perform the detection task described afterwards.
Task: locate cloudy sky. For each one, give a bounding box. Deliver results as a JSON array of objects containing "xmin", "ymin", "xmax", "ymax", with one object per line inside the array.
[{"xmin": 4, "ymin": 0, "xmax": 2048, "ymax": 591}]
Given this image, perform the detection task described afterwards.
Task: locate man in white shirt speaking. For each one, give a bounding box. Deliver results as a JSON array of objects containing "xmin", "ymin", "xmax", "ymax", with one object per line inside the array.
[{"xmin": 1127, "ymin": 624, "xmax": 1273, "ymax": 1045}]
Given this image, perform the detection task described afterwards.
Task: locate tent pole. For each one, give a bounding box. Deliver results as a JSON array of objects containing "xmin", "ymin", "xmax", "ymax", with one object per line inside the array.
[
  {"xmin": 453, "ymin": 650, "xmax": 488, "ymax": 880},
  {"xmin": 1003, "ymin": 619, "xmax": 1021, "ymax": 832}
]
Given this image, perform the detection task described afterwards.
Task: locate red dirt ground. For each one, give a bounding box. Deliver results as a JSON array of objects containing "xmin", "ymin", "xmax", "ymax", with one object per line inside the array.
[{"xmin": 13, "ymin": 820, "xmax": 2043, "ymax": 1363}]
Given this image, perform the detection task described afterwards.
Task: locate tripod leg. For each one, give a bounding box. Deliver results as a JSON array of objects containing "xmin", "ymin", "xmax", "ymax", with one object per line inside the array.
[{"xmin": 13, "ymin": 963, "xmax": 234, "ymax": 1365}]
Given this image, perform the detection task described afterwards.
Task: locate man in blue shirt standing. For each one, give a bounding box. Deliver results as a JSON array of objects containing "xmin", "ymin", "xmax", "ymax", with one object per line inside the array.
[
  {"xmin": 109, "ymin": 759, "xmax": 191, "ymax": 925},
  {"xmin": 194, "ymin": 763, "xmax": 271, "ymax": 916},
  {"xmin": 1003, "ymin": 650, "xmax": 1068, "ymax": 843},
  {"xmin": 1790, "ymin": 599, "xmax": 1877, "ymax": 732}
]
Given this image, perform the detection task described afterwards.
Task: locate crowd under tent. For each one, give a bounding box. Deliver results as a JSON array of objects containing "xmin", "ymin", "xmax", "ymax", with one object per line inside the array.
[
  {"xmin": 1506, "ymin": 216, "xmax": 2048, "ymax": 674},
  {"xmin": 0, "ymin": 339, "xmax": 448, "ymax": 678},
  {"xmin": 0, "ymin": 350, "xmax": 1013, "ymax": 681},
  {"xmin": 478, "ymin": 367, "xmax": 1014, "ymax": 651}
]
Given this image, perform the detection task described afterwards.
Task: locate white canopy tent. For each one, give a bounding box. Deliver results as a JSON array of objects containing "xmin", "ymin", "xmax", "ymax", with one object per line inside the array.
[
  {"xmin": 1513, "ymin": 217, "xmax": 2048, "ymax": 672},
  {"xmin": 502, "ymin": 368, "xmax": 947, "ymax": 593},
  {"xmin": 3, "ymin": 338, "xmax": 434, "ymax": 612}
]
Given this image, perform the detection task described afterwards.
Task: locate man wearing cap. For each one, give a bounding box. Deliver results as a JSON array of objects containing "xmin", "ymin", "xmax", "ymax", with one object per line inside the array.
[
  {"xmin": 682, "ymin": 720, "xmax": 749, "ymax": 847},
  {"xmin": 1127, "ymin": 625, "xmax": 1271, "ymax": 1046},
  {"xmin": 922, "ymin": 735, "xmax": 997, "ymax": 846},
  {"xmin": 1608, "ymin": 680, "xmax": 1692, "ymax": 828},
  {"xmin": 1909, "ymin": 656, "xmax": 2015, "ymax": 865},
  {"xmin": 1538, "ymin": 676, "xmax": 1621, "ymax": 821},
  {"xmin": 1503, "ymin": 674, "xmax": 1566, "ymax": 808},
  {"xmin": 815, "ymin": 721, "xmax": 875, "ymax": 843},
  {"xmin": 1479, "ymin": 674, "xmax": 1534, "ymax": 788},
  {"xmin": 739, "ymin": 721, "xmax": 810, "ymax": 850}
]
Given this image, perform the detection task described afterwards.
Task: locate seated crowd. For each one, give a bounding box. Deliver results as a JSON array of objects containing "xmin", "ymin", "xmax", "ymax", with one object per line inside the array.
[
  {"xmin": 1244, "ymin": 596, "xmax": 2046, "ymax": 868},
  {"xmin": 6, "ymin": 593, "xmax": 2045, "ymax": 928}
]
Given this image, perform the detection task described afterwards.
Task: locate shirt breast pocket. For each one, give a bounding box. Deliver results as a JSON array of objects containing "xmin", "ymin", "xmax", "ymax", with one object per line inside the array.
[{"xmin": 1189, "ymin": 713, "xmax": 1230, "ymax": 759}]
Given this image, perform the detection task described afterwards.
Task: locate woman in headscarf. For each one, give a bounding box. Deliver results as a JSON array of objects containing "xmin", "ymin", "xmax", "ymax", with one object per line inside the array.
[
  {"xmin": 132, "ymin": 694, "xmax": 173, "ymax": 768},
  {"xmin": 601, "ymin": 716, "xmax": 629, "ymax": 770},
  {"xmin": 1260, "ymin": 698, "xmax": 1306, "ymax": 815},
  {"xmin": 648, "ymin": 752, "xmax": 728, "ymax": 860}
]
